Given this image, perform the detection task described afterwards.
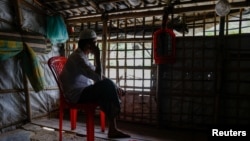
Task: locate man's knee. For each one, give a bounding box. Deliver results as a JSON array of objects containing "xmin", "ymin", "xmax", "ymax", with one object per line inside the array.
[
  {"xmin": 102, "ymin": 78, "xmax": 116, "ymax": 86},
  {"xmin": 94, "ymin": 78, "xmax": 117, "ymax": 90}
]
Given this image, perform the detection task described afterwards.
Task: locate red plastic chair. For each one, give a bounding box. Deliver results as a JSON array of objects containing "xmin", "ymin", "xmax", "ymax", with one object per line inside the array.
[{"xmin": 48, "ymin": 56, "xmax": 105, "ymax": 141}]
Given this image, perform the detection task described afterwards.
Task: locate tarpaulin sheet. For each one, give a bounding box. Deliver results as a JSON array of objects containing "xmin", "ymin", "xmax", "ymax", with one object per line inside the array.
[{"xmin": 0, "ymin": 47, "xmax": 61, "ymax": 132}]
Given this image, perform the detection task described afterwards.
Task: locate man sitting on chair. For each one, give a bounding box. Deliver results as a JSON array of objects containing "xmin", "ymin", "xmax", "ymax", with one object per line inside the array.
[{"xmin": 60, "ymin": 29, "xmax": 130, "ymax": 138}]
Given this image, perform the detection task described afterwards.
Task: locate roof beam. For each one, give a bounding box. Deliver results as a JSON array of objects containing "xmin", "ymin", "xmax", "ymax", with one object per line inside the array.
[{"xmin": 66, "ymin": 1, "xmax": 250, "ymax": 23}]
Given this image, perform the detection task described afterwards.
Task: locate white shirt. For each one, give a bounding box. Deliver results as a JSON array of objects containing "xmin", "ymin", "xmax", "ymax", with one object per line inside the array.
[{"xmin": 60, "ymin": 48, "xmax": 101, "ymax": 103}]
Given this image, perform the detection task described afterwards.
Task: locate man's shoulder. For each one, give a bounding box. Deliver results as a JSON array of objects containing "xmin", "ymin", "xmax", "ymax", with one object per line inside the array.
[{"xmin": 67, "ymin": 50, "xmax": 83, "ymax": 60}]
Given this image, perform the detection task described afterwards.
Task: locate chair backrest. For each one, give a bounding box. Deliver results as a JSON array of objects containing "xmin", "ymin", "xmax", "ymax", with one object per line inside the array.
[{"xmin": 48, "ymin": 56, "xmax": 67, "ymax": 93}]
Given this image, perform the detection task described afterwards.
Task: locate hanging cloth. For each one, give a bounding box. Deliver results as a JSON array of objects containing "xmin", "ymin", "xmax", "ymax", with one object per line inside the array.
[
  {"xmin": 46, "ymin": 15, "xmax": 69, "ymax": 45},
  {"xmin": 20, "ymin": 43, "xmax": 45, "ymax": 92},
  {"xmin": 0, "ymin": 40, "xmax": 23, "ymax": 60},
  {"xmin": 0, "ymin": 33, "xmax": 45, "ymax": 92}
]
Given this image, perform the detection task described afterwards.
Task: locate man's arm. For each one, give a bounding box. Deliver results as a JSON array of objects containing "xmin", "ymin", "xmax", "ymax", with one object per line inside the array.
[
  {"xmin": 92, "ymin": 44, "xmax": 102, "ymax": 76},
  {"xmin": 78, "ymin": 57, "xmax": 101, "ymax": 82},
  {"xmin": 91, "ymin": 44, "xmax": 126, "ymax": 96}
]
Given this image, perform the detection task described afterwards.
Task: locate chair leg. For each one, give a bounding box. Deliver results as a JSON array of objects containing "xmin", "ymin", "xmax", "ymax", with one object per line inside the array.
[
  {"xmin": 70, "ymin": 109, "xmax": 77, "ymax": 130},
  {"xmin": 85, "ymin": 109, "xmax": 95, "ymax": 141},
  {"xmin": 59, "ymin": 107, "xmax": 64, "ymax": 141},
  {"xmin": 100, "ymin": 111, "xmax": 105, "ymax": 132}
]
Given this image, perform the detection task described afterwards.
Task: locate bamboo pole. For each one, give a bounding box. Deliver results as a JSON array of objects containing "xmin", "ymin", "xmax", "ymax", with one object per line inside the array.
[
  {"xmin": 236, "ymin": 9, "xmax": 243, "ymax": 124},
  {"xmin": 107, "ymin": 20, "xmax": 112, "ymax": 78},
  {"xmin": 0, "ymin": 89, "xmax": 24, "ymax": 94},
  {"xmin": 13, "ymin": 0, "xmax": 23, "ymax": 27},
  {"xmin": 22, "ymin": 67, "xmax": 32, "ymax": 122},
  {"xmin": 13, "ymin": 0, "xmax": 32, "ymax": 122},
  {"xmin": 66, "ymin": 1, "xmax": 250, "ymax": 24},
  {"xmin": 214, "ymin": 14, "xmax": 226, "ymax": 125},
  {"xmin": 123, "ymin": 18, "xmax": 128, "ymax": 120},
  {"xmin": 102, "ymin": 13, "xmax": 108, "ymax": 75}
]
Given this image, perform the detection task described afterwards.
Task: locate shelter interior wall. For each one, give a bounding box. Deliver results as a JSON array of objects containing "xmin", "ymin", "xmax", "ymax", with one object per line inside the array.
[
  {"xmin": 158, "ymin": 34, "xmax": 250, "ymax": 129},
  {"xmin": 0, "ymin": 46, "xmax": 62, "ymax": 133},
  {"xmin": 0, "ymin": 0, "xmax": 63, "ymax": 132},
  {"xmin": 0, "ymin": 0, "xmax": 250, "ymax": 132},
  {"xmin": 66, "ymin": 10, "xmax": 250, "ymax": 129}
]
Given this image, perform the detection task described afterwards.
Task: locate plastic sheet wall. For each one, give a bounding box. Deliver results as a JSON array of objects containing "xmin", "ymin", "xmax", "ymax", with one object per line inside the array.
[
  {"xmin": 0, "ymin": 0, "xmax": 15, "ymax": 31},
  {"xmin": 0, "ymin": 0, "xmax": 64, "ymax": 133},
  {"xmin": 0, "ymin": 46, "xmax": 61, "ymax": 133}
]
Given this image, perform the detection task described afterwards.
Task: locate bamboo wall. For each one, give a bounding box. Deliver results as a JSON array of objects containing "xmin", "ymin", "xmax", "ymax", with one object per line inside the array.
[{"xmin": 66, "ymin": 9, "xmax": 250, "ymax": 129}]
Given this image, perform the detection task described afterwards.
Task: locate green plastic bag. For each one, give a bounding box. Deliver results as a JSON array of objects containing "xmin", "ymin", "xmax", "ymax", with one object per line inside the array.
[{"xmin": 47, "ymin": 15, "xmax": 69, "ymax": 44}]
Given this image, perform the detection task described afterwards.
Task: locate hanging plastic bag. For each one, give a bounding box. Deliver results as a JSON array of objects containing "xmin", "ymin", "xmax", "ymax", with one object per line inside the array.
[{"xmin": 46, "ymin": 15, "xmax": 69, "ymax": 45}]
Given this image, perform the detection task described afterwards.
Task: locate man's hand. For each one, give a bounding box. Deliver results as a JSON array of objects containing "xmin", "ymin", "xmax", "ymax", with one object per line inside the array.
[
  {"xmin": 91, "ymin": 44, "xmax": 100, "ymax": 56},
  {"xmin": 90, "ymin": 43, "xmax": 102, "ymax": 75},
  {"xmin": 117, "ymin": 87, "xmax": 126, "ymax": 98}
]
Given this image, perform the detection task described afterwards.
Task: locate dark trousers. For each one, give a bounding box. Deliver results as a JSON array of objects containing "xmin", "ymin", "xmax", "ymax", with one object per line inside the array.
[{"xmin": 78, "ymin": 79, "xmax": 121, "ymax": 119}]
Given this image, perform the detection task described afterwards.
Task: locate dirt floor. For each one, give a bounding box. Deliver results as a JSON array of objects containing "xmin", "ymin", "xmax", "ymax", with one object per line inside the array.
[{"xmin": 0, "ymin": 118, "xmax": 209, "ymax": 141}]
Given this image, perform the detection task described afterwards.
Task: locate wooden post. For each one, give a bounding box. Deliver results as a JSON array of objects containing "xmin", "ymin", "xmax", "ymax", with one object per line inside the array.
[
  {"xmin": 13, "ymin": 0, "xmax": 22, "ymax": 27},
  {"xmin": 101, "ymin": 13, "xmax": 108, "ymax": 75},
  {"xmin": 214, "ymin": 15, "xmax": 226, "ymax": 125},
  {"xmin": 13, "ymin": 0, "xmax": 32, "ymax": 122},
  {"xmin": 22, "ymin": 69, "xmax": 32, "ymax": 122}
]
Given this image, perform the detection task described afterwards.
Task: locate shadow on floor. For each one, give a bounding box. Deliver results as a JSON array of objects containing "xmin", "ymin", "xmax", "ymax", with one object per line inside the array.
[{"xmin": 0, "ymin": 117, "xmax": 209, "ymax": 141}]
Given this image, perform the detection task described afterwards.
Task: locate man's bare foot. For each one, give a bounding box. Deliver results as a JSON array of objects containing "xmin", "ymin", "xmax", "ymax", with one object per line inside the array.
[{"xmin": 108, "ymin": 130, "xmax": 131, "ymax": 138}]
